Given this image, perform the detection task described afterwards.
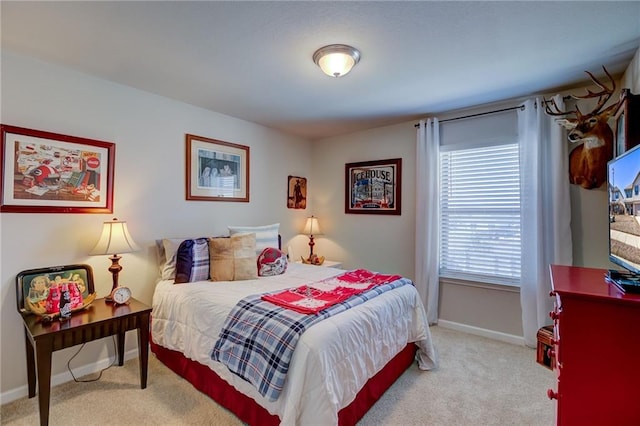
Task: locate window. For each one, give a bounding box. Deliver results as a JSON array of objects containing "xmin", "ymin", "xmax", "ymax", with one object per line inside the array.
[{"xmin": 439, "ymin": 143, "xmax": 522, "ymax": 286}]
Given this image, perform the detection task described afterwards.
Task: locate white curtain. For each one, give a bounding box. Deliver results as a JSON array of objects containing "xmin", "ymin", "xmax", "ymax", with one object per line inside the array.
[
  {"xmin": 519, "ymin": 96, "xmax": 573, "ymax": 347},
  {"xmin": 415, "ymin": 118, "xmax": 440, "ymax": 324}
]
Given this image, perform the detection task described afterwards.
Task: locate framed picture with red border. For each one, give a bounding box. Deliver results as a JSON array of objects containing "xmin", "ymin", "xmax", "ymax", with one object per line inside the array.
[{"xmin": 1, "ymin": 124, "xmax": 115, "ymax": 213}]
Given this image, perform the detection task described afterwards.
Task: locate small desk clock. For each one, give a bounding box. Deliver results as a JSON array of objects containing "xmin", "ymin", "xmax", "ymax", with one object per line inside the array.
[{"xmin": 108, "ymin": 286, "xmax": 132, "ymax": 305}]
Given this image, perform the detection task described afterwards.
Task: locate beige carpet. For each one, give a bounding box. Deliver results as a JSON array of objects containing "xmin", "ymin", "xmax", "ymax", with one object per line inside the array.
[{"xmin": 1, "ymin": 326, "xmax": 555, "ymax": 425}]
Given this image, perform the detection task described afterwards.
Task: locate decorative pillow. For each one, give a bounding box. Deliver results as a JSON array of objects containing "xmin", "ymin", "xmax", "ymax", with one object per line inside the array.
[
  {"xmin": 174, "ymin": 238, "xmax": 210, "ymax": 284},
  {"xmin": 157, "ymin": 238, "xmax": 188, "ymax": 280},
  {"xmin": 257, "ymin": 247, "xmax": 288, "ymax": 277},
  {"xmin": 209, "ymin": 233, "xmax": 257, "ymax": 281},
  {"xmin": 228, "ymin": 223, "xmax": 279, "ymax": 256}
]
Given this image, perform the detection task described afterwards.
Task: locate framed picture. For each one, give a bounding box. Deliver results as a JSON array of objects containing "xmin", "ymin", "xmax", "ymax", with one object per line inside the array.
[
  {"xmin": 16, "ymin": 264, "xmax": 95, "ymax": 316},
  {"xmin": 186, "ymin": 134, "xmax": 250, "ymax": 202},
  {"xmin": 614, "ymin": 89, "xmax": 640, "ymax": 157},
  {"xmin": 287, "ymin": 175, "xmax": 307, "ymax": 209},
  {"xmin": 345, "ymin": 158, "xmax": 402, "ymax": 215},
  {"xmin": 1, "ymin": 125, "xmax": 115, "ymax": 213}
]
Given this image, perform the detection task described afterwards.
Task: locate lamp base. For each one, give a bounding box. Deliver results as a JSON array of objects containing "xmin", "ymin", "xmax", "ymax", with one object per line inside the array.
[
  {"xmin": 107, "ymin": 254, "xmax": 122, "ymax": 301},
  {"xmin": 301, "ymin": 254, "xmax": 325, "ymax": 266}
]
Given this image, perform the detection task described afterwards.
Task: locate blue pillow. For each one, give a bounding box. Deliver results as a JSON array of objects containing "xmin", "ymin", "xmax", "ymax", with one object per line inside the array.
[{"xmin": 174, "ymin": 238, "xmax": 210, "ymax": 284}]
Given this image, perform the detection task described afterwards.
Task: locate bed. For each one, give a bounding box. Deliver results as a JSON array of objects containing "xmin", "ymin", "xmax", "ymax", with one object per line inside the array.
[{"xmin": 150, "ymin": 231, "xmax": 436, "ymax": 425}]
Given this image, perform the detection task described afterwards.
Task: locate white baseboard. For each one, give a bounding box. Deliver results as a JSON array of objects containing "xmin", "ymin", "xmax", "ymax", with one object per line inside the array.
[
  {"xmin": 437, "ymin": 319, "xmax": 525, "ymax": 346},
  {"xmin": 0, "ymin": 348, "xmax": 138, "ymax": 405}
]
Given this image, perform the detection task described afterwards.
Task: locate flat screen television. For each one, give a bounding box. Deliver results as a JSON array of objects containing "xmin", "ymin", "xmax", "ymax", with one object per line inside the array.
[{"xmin": 608, "ymin": 143, "xmax": 640, "ymax": 276}]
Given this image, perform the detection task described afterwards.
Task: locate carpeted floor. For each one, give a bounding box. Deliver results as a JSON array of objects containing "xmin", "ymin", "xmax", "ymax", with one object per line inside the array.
[{"xmin": 0, "ymin": 326, "xmax": 555, "ymax": 425}]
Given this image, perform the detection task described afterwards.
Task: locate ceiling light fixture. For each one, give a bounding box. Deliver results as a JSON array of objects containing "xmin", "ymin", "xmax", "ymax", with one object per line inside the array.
[{"xmin": 313, "ymin": 44, "xmax": 361, "ymax": 78}]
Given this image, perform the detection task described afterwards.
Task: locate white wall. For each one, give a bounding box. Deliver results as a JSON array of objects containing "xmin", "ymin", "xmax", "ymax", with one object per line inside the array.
[{"xmin": 0, "ymin": 51, "xmax": 312, "ymax": 400}]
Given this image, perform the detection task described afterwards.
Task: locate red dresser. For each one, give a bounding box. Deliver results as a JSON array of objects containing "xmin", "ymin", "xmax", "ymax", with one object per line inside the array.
[{"xmin": 549, "ymin": 264, "xmax": 640, "ymax": 425}]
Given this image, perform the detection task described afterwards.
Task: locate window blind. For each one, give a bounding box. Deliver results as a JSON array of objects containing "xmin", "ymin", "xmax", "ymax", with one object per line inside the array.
[{"xmin": 439, "ymin": 143, "xmax": 521, "ymax": 286}]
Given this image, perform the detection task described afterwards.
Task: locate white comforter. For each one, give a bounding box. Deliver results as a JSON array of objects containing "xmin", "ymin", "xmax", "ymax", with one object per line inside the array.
[{"xmin": 151, "ymin": 263, "xmax": 436, "ymax": 425}]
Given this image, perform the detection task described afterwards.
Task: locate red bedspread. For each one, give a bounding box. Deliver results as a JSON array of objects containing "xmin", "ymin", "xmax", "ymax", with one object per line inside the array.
[{"xmin": 261, "ymin": 269, "xmax": 401, "ymax": 314}]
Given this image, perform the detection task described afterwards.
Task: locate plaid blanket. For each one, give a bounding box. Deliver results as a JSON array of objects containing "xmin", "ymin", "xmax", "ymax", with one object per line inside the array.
[{"xmin": 211, "ymin": 273, "xmax": 411, "ymax": 401}]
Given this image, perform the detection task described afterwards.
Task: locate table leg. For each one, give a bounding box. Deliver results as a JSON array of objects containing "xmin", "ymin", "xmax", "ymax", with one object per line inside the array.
[
  {"xmin": 35, "ymin": 339, "xmax": 53, "ymax": 426},
  {"xmin": 137, "ymin": 313, "xmax": 150, "ymax": 389},
  {"xmin": 24, "ymin": 329, "xmax": 36, "ymax": 398},
  {"xmin": 116, "ymin": 331, "xmax": 125, "ymax": 366}
]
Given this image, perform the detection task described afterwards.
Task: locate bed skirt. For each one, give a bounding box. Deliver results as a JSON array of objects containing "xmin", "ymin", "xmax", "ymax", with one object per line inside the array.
[{"xmin": 150, "ymin": 336, "xmax": 417, "ymax": 425}]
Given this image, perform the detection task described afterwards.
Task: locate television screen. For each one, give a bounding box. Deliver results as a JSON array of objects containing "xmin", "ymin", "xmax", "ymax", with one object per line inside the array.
[{"xmin": 608, "ymin": 144, "xmax": 640, "ymax": 275}]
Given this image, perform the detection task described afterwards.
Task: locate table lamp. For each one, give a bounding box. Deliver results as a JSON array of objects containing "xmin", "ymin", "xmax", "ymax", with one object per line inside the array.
[
  {"xmin": 89, "ymin": 218, "xmax": 140, "ymax": 301},
  {"xmin": 302, "ymin": 215, "xmax": 322, "ymax": 261}
]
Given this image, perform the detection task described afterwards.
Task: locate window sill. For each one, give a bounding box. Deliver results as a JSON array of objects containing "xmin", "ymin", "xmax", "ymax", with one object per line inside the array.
[{"xmin": 439, "ymin": 276, "xmax": 520, "ymax": 293}]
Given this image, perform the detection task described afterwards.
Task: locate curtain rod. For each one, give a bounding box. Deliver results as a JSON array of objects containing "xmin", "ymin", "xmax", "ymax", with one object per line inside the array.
[
  {"xmin": 414, "ymin": 105, "xmax": 523, "ymax": 127},
  {"xmin": 414, "ymin": 95, "xmax": 573, "ymax": 127}
]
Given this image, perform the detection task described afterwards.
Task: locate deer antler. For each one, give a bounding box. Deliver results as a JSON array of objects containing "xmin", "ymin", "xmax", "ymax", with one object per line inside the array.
[
  {"xmin": 571, "ymin": 66, "xmax": 616, "ymax": 115},
  {"xmin": 544, "ymin": 96, "xmax": 578, "ymax": 117},
  {"xmin": 544, "ymin": 66, "xmax": 619, "ymax": 118}
]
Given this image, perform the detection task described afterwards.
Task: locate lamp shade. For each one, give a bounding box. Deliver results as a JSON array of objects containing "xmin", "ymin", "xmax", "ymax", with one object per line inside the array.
[
  {"xmin": 89, "ymin": 218, "xmax": 140, "ymax": 255},
  {"xmin": 302, "ymin": 216, "xmax": 322, "ymax": 236},
  {"xmin": 313, "ymin": 44, "xmax": 360, "ymax": 78}
]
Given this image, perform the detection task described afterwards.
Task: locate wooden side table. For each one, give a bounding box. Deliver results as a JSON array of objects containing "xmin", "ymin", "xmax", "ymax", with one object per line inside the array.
[{"xmin": 21, "ymin": 297, "xmax": 152, "ymax": 426}]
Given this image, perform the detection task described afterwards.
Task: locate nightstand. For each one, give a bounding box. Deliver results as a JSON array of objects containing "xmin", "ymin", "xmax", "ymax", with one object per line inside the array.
[
  {"xmin": 296, "ymin": 260, "xmax": 342, "ymax": 269},
  {"xmin": 21, "ymin": 297, "xmax": 151, "ymax": 426}
]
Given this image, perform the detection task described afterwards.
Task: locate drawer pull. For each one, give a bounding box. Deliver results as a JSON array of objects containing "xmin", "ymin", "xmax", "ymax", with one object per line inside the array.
[{"xmin": 547, "ymin": 389, "xmax": 558, "ymax": 400}]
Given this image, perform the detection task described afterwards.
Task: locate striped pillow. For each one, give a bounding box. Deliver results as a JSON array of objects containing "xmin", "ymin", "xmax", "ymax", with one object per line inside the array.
[
  {"xmin": 174, "ymin": 238, "xmax": 210, "ymax": 283},
  {"xmin": 228, "ymin": 223, "xmax": 279, "ymax": 256}
]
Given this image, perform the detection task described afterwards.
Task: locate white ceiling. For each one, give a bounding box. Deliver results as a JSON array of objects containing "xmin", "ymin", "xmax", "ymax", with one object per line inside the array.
[{"xmin": 1, "ymin": 1, "xmax": 639, "ymax": 140}]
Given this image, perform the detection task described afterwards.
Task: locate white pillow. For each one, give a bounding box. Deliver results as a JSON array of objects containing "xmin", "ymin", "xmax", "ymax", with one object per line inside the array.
[
  {"xmin": 228, "ymin": 223, "xmax": 279, "ymax": 256},
  {"xmin": 159, "ymin": 238, "xmax": 187, "ymax": 280}
]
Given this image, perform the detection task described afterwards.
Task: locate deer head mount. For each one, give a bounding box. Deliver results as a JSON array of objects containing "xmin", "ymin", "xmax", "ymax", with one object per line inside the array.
[{"xmin": 545, "ymin": 66, "xmax": 622, "ymax": 190}]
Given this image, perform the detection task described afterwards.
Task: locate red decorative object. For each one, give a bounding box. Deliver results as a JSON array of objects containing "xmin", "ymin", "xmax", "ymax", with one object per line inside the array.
[
  {"xmin": 45, "ymin": 285, "xmax": 60, "ymax": 314},
  {"xmin": 549, "ymin": 265, "xmax": 640, "ymax": 424},
  {"xmin": 535, "ymin": 325, "xmax": 555, "ymax": 370}
]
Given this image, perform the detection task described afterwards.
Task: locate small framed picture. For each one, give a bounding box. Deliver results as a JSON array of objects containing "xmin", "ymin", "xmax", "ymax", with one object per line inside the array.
[
  {"xmin": 345, "ymin": 158, "xmax": 402, "ymax": 215},
  {"xmin": 186, "ymin": 134, "xmax": 250, "ymax": 202},
  {"xmin": 287, "ymin": 175, "xmax": 307, "ymax": 209},
  {"xmin": 1, "ymin": 125, "xmax": 115, "ymax": 213},
  {"xmin": 614, "ymin": 89, "xmax": 640, "ymax": 157}
]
